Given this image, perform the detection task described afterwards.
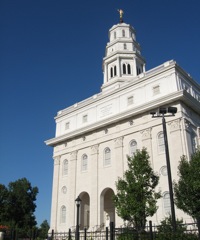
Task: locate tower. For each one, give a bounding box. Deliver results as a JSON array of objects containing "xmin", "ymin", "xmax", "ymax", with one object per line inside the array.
[{"xmin": 102, "ymin": 22, "xmax": 145, "ymax": 92}]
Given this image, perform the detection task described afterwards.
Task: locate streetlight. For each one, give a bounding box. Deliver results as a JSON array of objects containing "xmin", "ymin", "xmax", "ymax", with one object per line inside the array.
[
  {"xmin": 150, "ymin": 107, "xmax": 177, "ymax": 232},
  {"xmin": 75, "ymin": 196, "xmax": 81, "ymax": 240}
]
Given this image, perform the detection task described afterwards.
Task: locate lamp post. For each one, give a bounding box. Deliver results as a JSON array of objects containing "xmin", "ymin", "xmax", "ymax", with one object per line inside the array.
[
  {"xmin": 150, "ymin": 107, "xmax": 177, "ymax": 232},
  {"xmin": 75, "ymin": 196, "xmax": 81, "ymax": 240}
]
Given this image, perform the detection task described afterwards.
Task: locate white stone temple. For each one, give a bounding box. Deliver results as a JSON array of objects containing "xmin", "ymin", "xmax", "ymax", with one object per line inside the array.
[{"xmin": 45, "ymin": 15, "xmax": 200, "ymax": 232}]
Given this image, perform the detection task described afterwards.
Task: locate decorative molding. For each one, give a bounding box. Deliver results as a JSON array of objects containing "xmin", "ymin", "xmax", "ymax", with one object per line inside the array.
[
  {"xmin": 114, "ymin": 137, "xmax": 123, "ymax": 148},
  {"xmin": 183, "ymin": 118, "xmax": 191, "ymax": 131},
  {"xmin": 168, "ymin": 119, "xmax": 181, "ymax": 132},
  {"xmin": 53, "ymin": 156, "xmax": 60, "ymax": 165},
  {"xmin": 70, "ymin": 151, "xmax": 77, "ymax": 160},
  {"xmin": 140, "ymin": 128, "xmax": 152, "ymax": 140},
  {"xmin": 91, "ymin": 145, "xmax": 99, "ymax": 155}
]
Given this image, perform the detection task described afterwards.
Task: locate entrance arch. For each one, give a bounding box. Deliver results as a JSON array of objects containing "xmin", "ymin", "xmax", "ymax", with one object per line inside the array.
[
  {"xmin": 100, "ymin": 188, "xmax": 115, "ymax": 227},
  {"xmin": 79, "ymin": 192, "xmax": 90, "ymax": 230}
]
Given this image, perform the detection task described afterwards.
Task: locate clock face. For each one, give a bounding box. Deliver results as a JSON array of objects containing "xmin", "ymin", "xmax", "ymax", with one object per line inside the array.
[{"xmin": 62, "ymin": 186, "xmax": 67, "ymax": 194}]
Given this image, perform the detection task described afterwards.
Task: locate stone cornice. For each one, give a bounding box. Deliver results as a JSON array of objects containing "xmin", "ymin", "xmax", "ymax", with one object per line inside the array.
[{"xmin": 45, "ymin": 90, "xmax": 198, "ymax": 147}]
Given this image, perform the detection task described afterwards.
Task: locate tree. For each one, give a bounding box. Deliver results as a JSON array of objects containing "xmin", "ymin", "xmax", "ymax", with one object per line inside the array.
[
  {"xmin": 0, "ymin": 178, "xmax": 38, "ymax": 231},
  {"xmin": 174, "ymin": 148, "xmax": 200, "ymax": 238},
  {"xmin": 114, "ymin": 148, "xmax": 161, "ymax": 233},
  {"xmin": 38, "ymin": 220, "xmax": 50, "ymax": 240}
]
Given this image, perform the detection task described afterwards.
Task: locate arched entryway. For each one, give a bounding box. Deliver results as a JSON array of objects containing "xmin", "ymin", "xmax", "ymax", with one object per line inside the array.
[
  {"xmin": 100, "ymin": 188, "xmax": 115, "ymax": 228},
  {"xmin": 79, "ymin": 192, "xmax": 90, "ymax": 230}
]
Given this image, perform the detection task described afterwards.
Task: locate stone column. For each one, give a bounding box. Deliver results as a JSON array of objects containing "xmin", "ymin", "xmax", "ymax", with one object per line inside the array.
[
  {"xmin": 114, "ymin": 136, "xmax": 124, "ymax": 227},
  {"xmin": 50, "ymin": 155, "xmax": 61, "ymax": 232},
  {"xmin": 117, "ymin": 57, "xmax": 121, "ymax": 77},
  {"xmin": 90, "ymin": 145, "xmax": 99, "ymax": 229},
  {"xmin": 68, "ymin": 151, "xmax": 78, "ymax": 229},
  {"xmin": 181, "ymin": 118, "xmax": 191, "ymax": 158}
]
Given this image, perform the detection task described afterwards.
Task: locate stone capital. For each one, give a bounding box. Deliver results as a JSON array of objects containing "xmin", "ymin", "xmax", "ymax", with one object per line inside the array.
[
  {"xmin": 91, "ymin": 145, "xmax": 99, "ymax": 155},
  {"xmin": 114, "ymin": 136, "xmax": 123, "ymax": 148},
  {"xmin": 70, "ymin": 151, "xmax": 77, "ymax": 161},
  {"xmin": 140, "ymin": 128, "xmax": 152, "ymax": 140},
  {"xmin": 53, "ymin": 156, "xmax": 61, "ymax": 165}
]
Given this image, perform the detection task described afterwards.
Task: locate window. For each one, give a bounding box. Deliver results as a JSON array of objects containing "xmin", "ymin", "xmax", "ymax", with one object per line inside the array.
[
  {"xmin": 123, "ymin": 64, "xmax": 126, "ymax": 74},
  {"xmin": 104, "ymin": 148, "xmax": 111, "ymax": 166},
  {"xmin": 153, "ymin": 85, "xmax": 160, "ymax": 95},
  {"xmin": 122, "ymin": 63, "xmax": 131, "ymax": 75},
  {"xmin": 122, "ymin": 29, "xmax": 125, "ymax": 37},
  {"xmin": 61, "ymin": 206, "xmax": 66, "ymax": 223},
  {"xmin": 82, "ymin": 154, "xmax": 88, "ymax": 171},
  {"xmin": 160, "ymin": 166, "xmax": 167, "ymax": 176},
  {"xmin": 83, "ymin": 114, "xmax": 88, "ymax": 123},
  {"xmin": 158, "ymin": 132, "xmax": 165, "ymax": 153},
  {"xmin": 130, "ymin": 140, "xmax": 137, "ymax": 155},
  {"xmin": 114, "ymin": 66, "xmax": 117, "ymax": 76},
  {"xmin": 110, "ymin": 68, "xmax": 113, "ymax": 78},
  {"xmin": 163, "ymin": 192, "xmax": 171, "ymax": 215},
  {"xmin": 137, "ymin": 67, "xmax": 141, "ymax": 75},
  {"xmin": 114, "ymin": 31, "xmax": 116, "ymax": 39},
  {"xmin": 65, "ymin": 122, "xmax": 70, "ymax": 130},
  {"xmin": 124, "ymin": 43, "xmax": 127, "ymax": 50},
  {"xmin": 191, "ymin": 131, "xmax": 197, "ymax": 153},
  {"xmin": 127, "ymin": 96, "xmax": 134, "ymax": 106},
  {"xmin": 127, "ymin": 64, "xmax": 131, "ymax": 74},
  {"xmin": 63, "ymin": 160, "xmax": 68, "ymax": 176}
]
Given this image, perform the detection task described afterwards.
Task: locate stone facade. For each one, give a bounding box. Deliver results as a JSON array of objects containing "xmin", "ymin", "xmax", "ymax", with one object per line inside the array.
[{"xmin": 46, "ymin": 20, "xmax": 200, "ymax": 232}]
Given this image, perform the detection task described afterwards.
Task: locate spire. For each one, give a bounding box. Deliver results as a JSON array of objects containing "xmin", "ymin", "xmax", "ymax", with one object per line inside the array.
[{"xmin": 117, "ymin": 9, "xmax": 124, "ymax": 23}]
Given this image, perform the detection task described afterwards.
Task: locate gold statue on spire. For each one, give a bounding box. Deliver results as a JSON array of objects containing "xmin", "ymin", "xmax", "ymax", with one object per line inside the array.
[{"xmin": 117, "ymin": 9, "xmax": 124, "ymax": 23}]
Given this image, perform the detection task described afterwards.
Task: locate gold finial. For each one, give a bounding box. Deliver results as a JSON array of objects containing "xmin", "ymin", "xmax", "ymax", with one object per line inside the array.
[{"xmin": 117, "ymin": 9, "xmax": 124, "ymax": 23}]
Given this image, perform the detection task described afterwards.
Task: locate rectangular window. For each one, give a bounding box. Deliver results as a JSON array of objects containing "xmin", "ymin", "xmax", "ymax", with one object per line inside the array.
[
  {"xmin": 82, "ymin": 114, "xmax": 88, "ymax": 123},
  {"xmin": 65, "ymin": 122, "xmax": 70, "ymax": 130},
  {"xmin": 127, "ymin": 96, "xmax": 134, "ymax": 106},
  {"xmin": 153, "ymin": 85, "xmax": 160, "ymax": 95}
]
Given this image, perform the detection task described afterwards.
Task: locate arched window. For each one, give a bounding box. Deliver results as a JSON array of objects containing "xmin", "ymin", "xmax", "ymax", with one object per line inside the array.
[
  {"xmin": 61, "ymin": 206, "xmax": 66, "ymax": 223},
  {"xmin": 127, "ymin": 64, "xmax": 131, "ymax": 74},
  {"xmin": 158, "ymin": 132, "xmax": 165, "ymax": 153},
  {"xmin": 114, "ymin": 31, "xmax": 116, "ymax": 39},
  {"xmin": 123, "ymin": 64, "xmax": 126, "ymax": 74},
  {"xmin": 114, "ymin": 66, "xmax": 117, "ymax": 76},
  {"xmin": 191, "ymin": 131, "xmax": 197, "ymax": 153},
  {"xmin": 163, "ymin": 192, "xmax": 171, "ymax": 215},
  {"xmin": 130, "ymin": 140, "xmax": 137, "ymax": 155},
  {"xmin": 82, "ymin": 154, "xmax": 88, "ymax": 171},
  {"xmin": 122, "ymin": 29, "xmax": 125, "ymax": 37},
  {"xmin": 63, "ymin": 159, "xmax": 68, "ymax": 176},
  {"xmin": 104, "ymin": 148, "xmax": 111, "ymax": 166},
  {"xmin": 124, "ymin": 43, "xmax": 127, "ymax": 50},
  {"xmin": 110, "ymin": 68, "xmax": 113, "ymax": 78}
]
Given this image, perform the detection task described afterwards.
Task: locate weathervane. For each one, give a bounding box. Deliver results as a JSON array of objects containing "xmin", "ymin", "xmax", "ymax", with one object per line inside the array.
[{"xmin": 117, "ymin": 9, "xmax": 124, "ymax": 23}]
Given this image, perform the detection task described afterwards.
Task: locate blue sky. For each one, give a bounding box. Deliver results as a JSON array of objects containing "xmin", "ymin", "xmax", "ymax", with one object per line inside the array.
[{"xmin": 0, "ymin": 0, "xmax": 200, "ymax": 226}]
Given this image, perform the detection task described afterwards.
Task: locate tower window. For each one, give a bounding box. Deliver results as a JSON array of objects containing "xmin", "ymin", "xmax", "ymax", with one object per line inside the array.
[
  {"xmin": 124, "ymin": 43, "xmax": 127, "ymax": 50},
  {"xmin": 122, "ymin": 63, "xmax": 131, "ymax": 75},
  {"xmin": 114, "ymin": 31, "xmax": 116, "ymax": 39},
  {"xmin": 127, "ymin": 64, "xmax": 131, "ymax": 74},
  {"xmin": 137, "ymin": 67, "xmax": 141, "ymax": 75},
  {"xmin": 110, "ymin": 68, "xmax": 113, "ymax": 78},
  {"xmin": 123, "ymin": 64, "xmax": 126, "ymax": 74},
  {"xmin": 65, "ymin": 122, "xmax": 70, "ymax": 130},
  {"xmin": 122, "ymin": 29, "xmax": 125, "ymax": 37},
  {"xmin": 114, "ymin": 66, "xmax": 117, "ymax": 76}
]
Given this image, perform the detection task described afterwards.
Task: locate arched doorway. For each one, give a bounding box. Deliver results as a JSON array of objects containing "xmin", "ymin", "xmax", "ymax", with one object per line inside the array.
[
  {"xmin": 100, "ymin": 188, "xmax": 115, "ymax": 228},
  {"xmin": 79, "ymin": 192, "xmax": 90, "ymax": 230}
]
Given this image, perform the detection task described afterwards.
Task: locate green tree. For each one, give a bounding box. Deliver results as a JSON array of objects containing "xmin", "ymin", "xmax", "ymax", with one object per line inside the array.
[
  {"xmin": 114, "ymin": 148, "xmax": 161, "ymax": 233},
  {"xmin": 38, "ymin": 220, "xmax": 50, "ymax": 240},
  {"xmin": 0, "ymin": 178, "xmax": 38, "ymax": 231},
  {"xmin": 174, "ymin": 148, "xmax": 200, "ymax": 238}
]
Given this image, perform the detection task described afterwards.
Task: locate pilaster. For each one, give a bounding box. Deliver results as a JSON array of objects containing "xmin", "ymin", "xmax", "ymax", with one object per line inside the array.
[{"xmin": 50, "ymin": 155, "xmax": 61, "ymax": 231}]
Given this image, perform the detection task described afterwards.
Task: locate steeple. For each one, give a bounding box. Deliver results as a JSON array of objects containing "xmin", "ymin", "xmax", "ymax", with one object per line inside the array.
[{"xmin": 102, "ymin": 13, "xmax": 146, "ymax": 92}]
